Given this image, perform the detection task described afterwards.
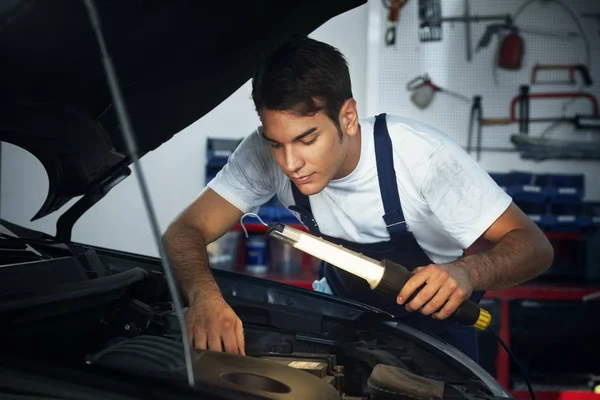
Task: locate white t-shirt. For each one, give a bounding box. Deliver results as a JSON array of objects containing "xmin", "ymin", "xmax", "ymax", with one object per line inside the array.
[{"xmin": 207, "ymin": 114, "xmax": 512, "ymax": 264}]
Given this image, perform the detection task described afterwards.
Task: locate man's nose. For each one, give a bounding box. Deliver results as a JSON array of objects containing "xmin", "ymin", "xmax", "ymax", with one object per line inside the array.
[{"xmin": 283, "ymin": 146, "xmax": 304, "ymax": 172}]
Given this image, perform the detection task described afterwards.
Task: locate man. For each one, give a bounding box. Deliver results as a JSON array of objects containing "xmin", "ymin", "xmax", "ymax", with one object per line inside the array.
[{"xmin": 162, "ymin": 36, "xmax": 554, "ymax": 361}]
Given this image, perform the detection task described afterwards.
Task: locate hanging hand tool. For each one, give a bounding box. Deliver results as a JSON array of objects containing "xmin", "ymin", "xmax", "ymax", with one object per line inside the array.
[
  {"xmin": 531, "ymin": 64, "xmax": 593, "ymax": 86},
  {"xmin": 259, "ymin": 220, "xmax": 491, "ymax": 330},
  {"xmin": 418, "ymin": 0, "xmax": 442, "ymax": 42},
  {"xmin": 476, "ymin": 22, "xmax": 524, "ymax": 70},
  {"xmin": 406, "ymin": 74, "xmax": 471, "ymax": 109},
  {"xmin": 418, "ymin": 0, "xmax": 512, "ymax": 61},
  {"xmin": 477, "ymin": 24, "xmax": 579, "ymax": 71},
  {"xmin": 481, "ymin": 86, "xmax": 599, "ymax": 132},
  {"xmin": 467, "ymin": 96, "xmax": 483, "ymax": 161},
  {"xmin": 420, "ymin": 0, "xmax": 582, "ymax": 64},
  {"xmin": 384, "ymin": 0, "xmax": 409, "ymax": 46},
  {"xmin": 508, "ymin": 89, "xmax": 598, "ymax": 130},
  {"xmin": 482, "ymin": 115, "xmax": 600, "ymax": 130}
]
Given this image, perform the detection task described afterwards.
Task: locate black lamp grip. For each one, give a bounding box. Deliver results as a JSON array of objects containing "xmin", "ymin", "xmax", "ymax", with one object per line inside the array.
[{"xmin": 374, "ymin": 259, "xmax": 483, "ymax": 327}]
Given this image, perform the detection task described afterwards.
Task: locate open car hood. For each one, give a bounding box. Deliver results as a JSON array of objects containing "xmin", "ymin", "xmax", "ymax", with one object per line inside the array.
[{"xmin": 0, "ymin": 0, "xmax": 365, "ymax": 229}]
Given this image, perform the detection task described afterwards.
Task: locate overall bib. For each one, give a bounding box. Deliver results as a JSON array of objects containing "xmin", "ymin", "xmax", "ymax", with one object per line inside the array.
[{"xmin": 289, "ymin": 113, "xmax": 485, "ymax": 361}]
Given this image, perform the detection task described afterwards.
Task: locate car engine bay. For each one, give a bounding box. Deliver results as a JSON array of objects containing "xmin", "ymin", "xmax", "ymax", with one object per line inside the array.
[
  {"xmin": 0, "ymin": 233, "xmax": 511, "ymax": 400},
  {"xmin": 86, "ymin": 297, "xmax": 507, "ymax": 400}
]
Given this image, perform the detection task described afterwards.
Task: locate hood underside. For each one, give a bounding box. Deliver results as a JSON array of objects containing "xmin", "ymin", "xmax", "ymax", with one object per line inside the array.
[{"xmin": 0, "ymin": 0, "xmax": 365, "ymax": 221}]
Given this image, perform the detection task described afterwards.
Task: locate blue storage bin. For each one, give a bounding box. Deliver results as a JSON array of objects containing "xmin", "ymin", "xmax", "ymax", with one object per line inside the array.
[
  {"xmin": 265, "ymin": 195, "xmax": 279, "ymax": 207},
  {"xmin": 582, "ymin": 202, "xmax": 600, "ymax": 232},
  {"xmin": 257, "ymin": 205, "xmax": 278, "ymax": 223},
  {"xmin": 526, "ymin": 213, "xmax": 549, "ymax": 230},
  {"xmin": 488, "ymin": 172, "xmax": 511, "ymax": 192},
  {"xmin": 509, "ymin": 184, "xmax": 548, "ymax": 203},
  {"xmin": 548, "ymin": 187, "xmax": 584, "ymax": 204},
  {"xmin": 511, "ymin": 171, "xmax": 545, "ymax": 186},
  {"xmin": 206, "ymin": 156, "xmax": 229, "ymax": 168},
  {"xmin": 508, "ymin": 171, "xmax": 549, "ymax": 201},
  {"xmin": 515, "ymin": 199, "xmax": 547, "ymax": 215},
  {"xmin": 205, "ymin": 174, "xmax": 216, "ymax": 184},
  {"xmin": 276, "ymin": 207, "xmax": 300, "ymax": 223},
  {"xmin": 205, "ymin": 138, "xmax": 243, "ymax": 186},
  {"xmin": 576, "ymin": 215, "xmax": 593, "ymax": 230},
  {"xmin": 551, "ymin": 202, "xmax": 582, "ymax": 216},
  {"xmin": 245, "ymin": 234, "xmax": 268, "ymax": 276},
  {"xmin": 545, "ymin": 214, "xmax": 592, "ymax": 233},
  {"xmin": 546, "ymin": 173, "xmax": 585, "ymax": 204},
  {"xmin": 206, "ymin": 138, "xmax": 243, "ymax": 167},
  {"xmin": 547, "ymin": 173, "xmax": 584, "ymax": 189}
]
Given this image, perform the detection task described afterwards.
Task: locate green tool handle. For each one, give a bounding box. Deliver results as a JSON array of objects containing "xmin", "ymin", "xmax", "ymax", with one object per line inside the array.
[{"xmin": 373, "ymin": 259, "xmax": 490, "ymax": 330}]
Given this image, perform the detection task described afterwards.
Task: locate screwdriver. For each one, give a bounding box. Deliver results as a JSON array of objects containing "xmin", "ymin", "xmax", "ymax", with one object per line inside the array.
[{"xmin": 266, "ymin": 221, "xmax": 491, "ymax": 331}]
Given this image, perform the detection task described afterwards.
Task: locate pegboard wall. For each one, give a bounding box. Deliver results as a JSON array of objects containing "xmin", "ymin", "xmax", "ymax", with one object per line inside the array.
[{"xmin": 373, "ymin": 0, "xmax": 600, "ymax": 158}]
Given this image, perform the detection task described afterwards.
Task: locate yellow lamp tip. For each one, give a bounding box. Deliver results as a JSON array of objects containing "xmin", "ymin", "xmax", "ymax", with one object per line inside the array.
[{"xmin": 473, "ymin": 309, "xmax": 492, "ymax": 331}]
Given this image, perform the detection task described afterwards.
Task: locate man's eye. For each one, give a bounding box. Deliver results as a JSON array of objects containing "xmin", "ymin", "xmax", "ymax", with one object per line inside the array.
[
  {"xmin": 301, "ymin": 137, "xmax": 317, "ymax": 145},
  {"xmin": 268, "ymin": 142, "xmax": 281, "ymax": 149}
]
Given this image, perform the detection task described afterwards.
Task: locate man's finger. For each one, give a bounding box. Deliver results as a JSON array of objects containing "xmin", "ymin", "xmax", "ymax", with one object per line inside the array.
[
  {"xmin": 397, "ymin": 269, "xmax": 430, "ymax": 306},
  {"xmin": 186, "ymin": 322, "xmax": 194, "ymax": 346},
  {"xmin": 194, "ymin": 330, "xmax": 207, "ymax": 350},
  {"xmin": 222, "ymin": 327, "xmax": 240, "ymax": 354},
  {"xmin": 420, "ymin": 282, "xmax": 453, "ymax": 316},
  {"xmin": 235, "ymin": 321, "xmax": 246, "ymax": 356},
  {"xmin": 208, "ymin": 331, "xmax": 223, "ymax": 352},
  {"xmin": 434, "ymin": 291, "xmax": 465, "ymax": 320},
  {"xmin": 405, "ymin": 278, "xmax": 442, "ymax": 312}
]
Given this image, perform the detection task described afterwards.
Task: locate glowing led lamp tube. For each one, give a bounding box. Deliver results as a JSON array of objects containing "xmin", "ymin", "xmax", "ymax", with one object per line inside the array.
[
  {"xmin": 267, "ymin": 222, "xmax": 385, "ymax": 288},
  {"xmin": 266, "ymin": 222, "xmax": 491, "ymax": 331}
]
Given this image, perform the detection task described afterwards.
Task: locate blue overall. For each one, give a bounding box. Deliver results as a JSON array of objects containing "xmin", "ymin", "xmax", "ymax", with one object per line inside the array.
[{"xmin": 289, "ymin": 113, "xmax": 485, "ymax": 361}]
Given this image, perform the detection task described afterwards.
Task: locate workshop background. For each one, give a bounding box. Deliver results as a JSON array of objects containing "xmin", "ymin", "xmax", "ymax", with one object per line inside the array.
[{"xmin": 1, "ymin": 0, "xmax": 600, "ymax": 398}]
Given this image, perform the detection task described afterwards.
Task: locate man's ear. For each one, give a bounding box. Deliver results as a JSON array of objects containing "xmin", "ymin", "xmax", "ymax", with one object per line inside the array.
[{"xmin": 339, "ymin": 98, "xmax": 359, "ymax": 137}]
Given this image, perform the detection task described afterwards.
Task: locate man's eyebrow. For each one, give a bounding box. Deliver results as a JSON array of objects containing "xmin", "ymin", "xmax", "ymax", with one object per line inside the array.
[
  {"xmin": 261, "ymin": 131, "xmax": 277, "ymax": 142},
  {"xmin": 262, "ymin": 127, "xmax": 318, "ymax": 143},
  {"xmin": 292, "ymin": 127, "xmax": 318, "ymax": 142}
]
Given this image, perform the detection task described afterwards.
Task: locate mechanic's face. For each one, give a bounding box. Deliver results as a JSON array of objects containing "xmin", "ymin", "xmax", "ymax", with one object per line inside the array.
[{"xmin": 260, "ymin": 99, "xmax": 360, "ymax": 196}]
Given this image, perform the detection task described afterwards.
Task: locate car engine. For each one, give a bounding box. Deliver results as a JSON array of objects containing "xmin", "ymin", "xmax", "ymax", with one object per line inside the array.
[{"xmin": 84, "ymin": 296, "xmax": 507, "ymax": 400}]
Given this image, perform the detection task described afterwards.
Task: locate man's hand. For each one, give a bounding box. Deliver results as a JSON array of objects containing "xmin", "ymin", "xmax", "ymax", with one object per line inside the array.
[
  {"xmin": 396, "ymin": 264, "xmax": 473, "ymax": 320},
  {"xmin": 186, "ymin": 293, "xmax": 245, "ymax": 355}
]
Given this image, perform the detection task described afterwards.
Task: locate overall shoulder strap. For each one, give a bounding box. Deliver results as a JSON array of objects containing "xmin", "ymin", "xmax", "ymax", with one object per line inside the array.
[
  {"xmin": 289, "ymin": 181, "xmax": 320, "ymax": 234},
  {"xmin": 373, "ymin": 113, "xmax": 408, "ymax": 238}
]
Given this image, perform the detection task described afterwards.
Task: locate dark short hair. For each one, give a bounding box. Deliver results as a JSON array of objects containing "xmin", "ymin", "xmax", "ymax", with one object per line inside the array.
[{"xmin": 251, "ymin": 36, "xmax": 353, "ymax": 132}]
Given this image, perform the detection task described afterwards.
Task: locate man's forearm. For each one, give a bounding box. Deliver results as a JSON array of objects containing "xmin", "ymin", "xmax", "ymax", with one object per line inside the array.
[
  {"xmin": 163, "ymin": 222, "xmax": 222, "ymax": 302},
  {"xmin": 455, "ymin": 228, "xmax": 554, "ymax": 291}
]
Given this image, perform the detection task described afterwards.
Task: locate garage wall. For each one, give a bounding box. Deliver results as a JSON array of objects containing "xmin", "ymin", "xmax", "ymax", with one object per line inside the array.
[
  {"xmin": 0, "ymin": 3, "xmax": 369, "ymax": 257},
  {"xmin": 365, "ymin": 0, "xmax": 600, "ymax": 199}
]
